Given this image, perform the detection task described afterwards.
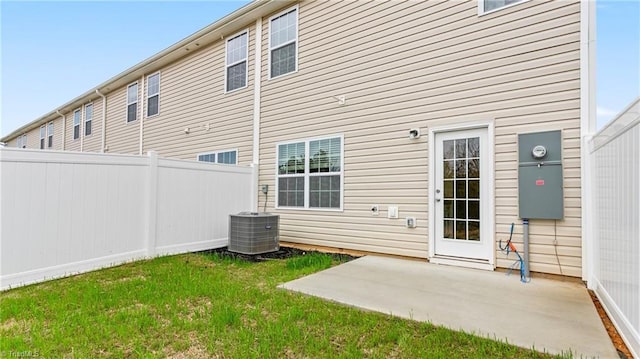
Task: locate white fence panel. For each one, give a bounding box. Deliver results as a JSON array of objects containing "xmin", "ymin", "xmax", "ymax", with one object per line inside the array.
[
  {"xmin": 590, "ymin": 98, "xmax": 640, "ymax": 358},
  {"xmin": 154, "ymin": 157, "xmax": 254, "ymax": 254},
  {"xmin": 0, "ymin": 149, "xmax": 254, "ymax": 290}
]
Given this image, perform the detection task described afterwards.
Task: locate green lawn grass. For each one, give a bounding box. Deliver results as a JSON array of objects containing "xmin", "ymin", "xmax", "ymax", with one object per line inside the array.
[{"xmin": 1, "ymin": 251, "xmax": 566, "ymax": 358}]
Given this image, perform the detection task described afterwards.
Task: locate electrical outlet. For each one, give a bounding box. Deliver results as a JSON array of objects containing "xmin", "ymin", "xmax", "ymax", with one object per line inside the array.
[
  {"xmin": 371, "ymin": 205, "xmax": 379, "ymax": 215},
  {"xmin": 388, "ymin": 206, "xmax": 399, "ymax": 219},
  {"xmin": 405, "ymin": 217, "xmax": 417, "ymax": 228}
]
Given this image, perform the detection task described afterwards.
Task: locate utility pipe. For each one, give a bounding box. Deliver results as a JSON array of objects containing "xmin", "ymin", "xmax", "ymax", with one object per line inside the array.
[
  {"xmin": 95, "ymin": 89, "xmax": 106, "ymax": 153},
  {"xmin": 56, "ymin": 110, "xmax": 66, "ymax": 151},
  {"xmin": 523, "ymin": 218, "xmax": 530, "ymax": 279},
  {"xmin": 80, "ymin": 104, "xmax": 84, "ymax": 152},
  {"xmin": 252, "ymin": 18, "xmax": 263, "ymax": 212}
]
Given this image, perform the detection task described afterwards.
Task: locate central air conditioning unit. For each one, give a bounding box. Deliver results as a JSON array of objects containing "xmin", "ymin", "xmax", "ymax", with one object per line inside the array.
[{"xmin": 228, "ymin": 212, "xmax": 280, "ymax": 255}]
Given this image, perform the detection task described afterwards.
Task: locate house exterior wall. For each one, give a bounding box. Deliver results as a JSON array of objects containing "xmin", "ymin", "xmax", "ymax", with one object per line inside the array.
[
  {"xmin": 65, "ymin": 108, "xmax": 80, "ymax": 152},
  {"xmin": 141, "ymin": 24, "xmax": 256, "ymax": 164},
  {"xmin": 35, "ymin": 117, "xmax": 64, "ymax": 151},
  {"xmin": 26, "ymin": 126, "xmax": 39, "ymax": 149},
  {"xmin": 257, "ymin": 0, "xmax": 583, "ymax": 276},
  {"xmin": 2, "ymin": 0, "xmax": 586, "ymax": 277},
  {"xmin": 84, "ymin": 101, "xmax": 103, "ymax": 153},
  {"xmin": 104, "ymin": 83, "xmax": 139, "ymax": 155}
]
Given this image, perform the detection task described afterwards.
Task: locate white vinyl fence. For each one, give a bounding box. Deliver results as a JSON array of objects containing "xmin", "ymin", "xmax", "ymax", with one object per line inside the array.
[
  {"xmin": 0, "ymin": 149, "xmax": 255, "ymax": 290},
  {"xmin": 589, "ymin": 98, "xmax": 640, "ymax": 358}
]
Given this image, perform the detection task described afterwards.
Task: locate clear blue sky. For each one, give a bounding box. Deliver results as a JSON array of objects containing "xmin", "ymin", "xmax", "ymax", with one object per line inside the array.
[
  {"xmin": 1, "ymin": 1, "xmax": 638, "ymax": 137},
  {"xmin": 0, "ymin": 1, "xmax": 250, "ymax": 137},
  {"xmin": 596, "ymin": 0, "xmax": 640, "ymax": 128}
]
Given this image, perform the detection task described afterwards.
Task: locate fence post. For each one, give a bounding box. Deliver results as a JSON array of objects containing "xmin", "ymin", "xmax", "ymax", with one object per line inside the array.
[
  {"xmin": 146, "ymin": 151, "xmax": 159, "ymax": 257},
  {"xmin": 582, "ymin": 134, "xmax": 596, "ymax": 289}
]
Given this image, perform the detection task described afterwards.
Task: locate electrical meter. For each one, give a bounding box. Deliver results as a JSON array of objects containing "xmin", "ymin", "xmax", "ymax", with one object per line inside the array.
[{"xmin": 531, "ymin": 145, "xmax": 547, "ymax": 159}]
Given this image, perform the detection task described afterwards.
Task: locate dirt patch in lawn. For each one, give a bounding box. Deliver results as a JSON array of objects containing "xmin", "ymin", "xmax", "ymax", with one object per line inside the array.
[{"xmin": 589, "ymin": 290, "xmax": 633, "ymax": 359}]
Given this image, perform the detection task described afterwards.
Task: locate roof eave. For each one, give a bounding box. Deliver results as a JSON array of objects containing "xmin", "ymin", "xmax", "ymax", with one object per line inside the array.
[{"xmin": 2, "ymin": 0, "xmax": 291, "ymax": 142}]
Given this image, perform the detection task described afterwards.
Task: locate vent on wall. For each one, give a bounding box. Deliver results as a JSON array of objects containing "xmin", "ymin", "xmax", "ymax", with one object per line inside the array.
[{"xmin": 228, "ymin": 212, "xmax": 280, "ymax": 255}]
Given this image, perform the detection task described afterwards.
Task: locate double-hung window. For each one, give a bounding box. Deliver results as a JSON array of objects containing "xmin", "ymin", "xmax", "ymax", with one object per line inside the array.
[
  {"xmin": 269, "ymin": 6, "xmax": 298, "ymax": 79},
  {"xmin": 225, "ymin": 31, "xmax": 248, "ymax": 92},
  {"xmin": 17, "ymin": 134, "xmax": 26, "ymax": 148},
  {"xmin": 147, "ymin": 73, "xmax": 160, "ymax": 117},
  {"xmin": 85, "ymin": 104, "xmax": 93, "ymax": 136},
  {"xmin": 277, "ymin": 135, "xmax": 342, "ymax": 210},
  {"xmin": 480, "ymin": 0, "xmax": 526, "ymax": 14},
  {"xmin": 47, "ymin": 122, "xmax": 54, "ymax": 148},
  {"xmin": 197, "ymin": 150, "xmax": 238, "ymax": 165},
  {"xmin": 40, "ymin": 126, "xmax": 45, "ymax": 149},
  {"xmin": 127, "ymin": 82, "xmax": 138, "ymax": 122},
  {"xmin": 73, "ymin": 109, "xmax": 81, "ymax": 140}
]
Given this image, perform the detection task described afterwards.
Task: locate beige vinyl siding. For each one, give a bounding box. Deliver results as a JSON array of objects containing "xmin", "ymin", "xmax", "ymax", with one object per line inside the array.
[
  {"xmin": 27, "ymin": 126, "xmax": 40, "ymax": 149},
  {"xmin": 61, "ymin": 101, "xmax": 102, "ymax": 153},
  {"xmin": 10, "ymin": 128, "xmax": 36, "ymax": 149},
  {"xmin": 104, "ymin": 84, "xmax": 139, "ymax": 155},
  {"xmin": 258, "ymin": 0, "xmax": 583, "ymax": 275},
  {"xmin": 10, "ymin": 135, "xmax": 18, "ymax": 148},
  {"xmin": 142, "ymin": 25, "xmax": 255, "ymax": 164}
]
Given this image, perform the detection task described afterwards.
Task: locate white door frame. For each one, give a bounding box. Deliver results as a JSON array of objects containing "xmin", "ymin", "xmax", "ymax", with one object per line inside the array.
[{"xmin": 428, "ymin": 120, "xmax": 496, "ymax": 270}]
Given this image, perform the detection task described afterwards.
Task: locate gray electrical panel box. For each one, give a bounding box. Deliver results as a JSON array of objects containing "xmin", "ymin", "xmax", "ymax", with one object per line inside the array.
[{"xmin": 518, "ymin": 130, "xmax": 564, "ymax": 219}]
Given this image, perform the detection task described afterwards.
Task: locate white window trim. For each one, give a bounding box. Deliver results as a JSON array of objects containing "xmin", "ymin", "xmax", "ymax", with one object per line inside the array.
[
  {"xmin": 478, "ymin": 0, "xmax": 529, "ymax": 16},
  {"xmin": 73, "ymin": 108, "xmax": 82, "ymax": 140},
  {"xmin": 84, "ymin": 103, "xmax": 93, "ymax": 137},
  {"xmin": 275, "ymin": 134, "xmax": 344, "ymax": 212},
  {"xmin": 224, "ymin": 29, "xmax": 249, "ymax": 94},
  {"xmin": 47, "ymin": 121, "xmax": 54, "ymax": 149},
  {"xmin": 126, "ymin": 82, "xmax": 139, "ymax": 123},
  {"xmin": 196, "ymin": 148, "xmax": 239, "ymax": 165},
  {"xmin": 268, "ymin": 4, "xmax": 299, "ymax": 80},
  {"xmin": 39, "ymin": 125, "xmax": 46, "ymax": 149},
  {"xmin": 146, "ymin": 72, "xmax": 161, "ymax": 118}
]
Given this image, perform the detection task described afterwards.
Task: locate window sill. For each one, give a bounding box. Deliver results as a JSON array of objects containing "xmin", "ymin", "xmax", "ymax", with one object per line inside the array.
[
  {"xmin": 478, "ymin": 0, "xmax": 529, "ymax": 17},
  {"xmin": 268, "ymin": 69, "xmax": 298, "ymax": 81},
  {"xmin": 274, "ymin": 206, "xmax": 344, "ymax": 213}
]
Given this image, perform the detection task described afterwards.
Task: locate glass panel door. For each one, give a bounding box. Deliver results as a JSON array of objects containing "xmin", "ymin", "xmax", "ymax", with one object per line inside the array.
[
  {"xmin": 434, "ymin": 128, "xmax": 491, "ymax": 262},
  {"xmin": 442, "ymin": 137, "xmax": 480, "ymax": 241}
]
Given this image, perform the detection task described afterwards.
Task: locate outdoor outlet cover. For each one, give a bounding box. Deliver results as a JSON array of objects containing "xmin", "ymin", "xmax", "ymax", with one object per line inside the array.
[{"xmin": 388, "ymin": 206, "xmax": 399, "ymax": 219}]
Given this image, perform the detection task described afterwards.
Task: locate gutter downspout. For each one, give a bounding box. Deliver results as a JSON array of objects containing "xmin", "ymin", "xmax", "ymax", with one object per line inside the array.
[
  {"xmin": 95, "ymin": 89, "xmax": 107, "ymax": 153},
  {"xmin": 56, "ymin": 110, "xmax": 66, "ymax": 151},
  {"xmin": 80, "ymin": 105, "xmax": 84, "ymax": 152},
  {"xmin": 139, "ymin": 75, "xmax": 145, "ymax": 155},
  {"xmin": 252, "ymin": 17, "xmax": 263, "ymax": 212}
]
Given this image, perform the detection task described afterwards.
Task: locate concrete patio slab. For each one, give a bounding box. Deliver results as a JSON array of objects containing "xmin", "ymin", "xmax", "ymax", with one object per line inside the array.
[{"xmin": 280, "ymin": 256, "xmax": 617, "ymax": 358}]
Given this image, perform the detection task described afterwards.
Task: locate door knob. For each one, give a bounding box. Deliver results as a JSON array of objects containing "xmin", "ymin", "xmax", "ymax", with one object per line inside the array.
[{"xmin": 435, "ymin": 189, "xmax": 441, "ymax": 202}]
